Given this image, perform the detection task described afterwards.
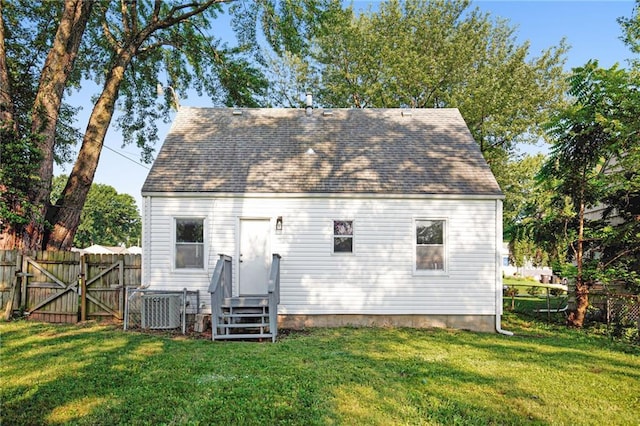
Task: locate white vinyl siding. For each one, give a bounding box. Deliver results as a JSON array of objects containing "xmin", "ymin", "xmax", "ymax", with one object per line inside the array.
[{"xmin": 143, "ymin": 195, "xmax": 499, "ymax": 316}]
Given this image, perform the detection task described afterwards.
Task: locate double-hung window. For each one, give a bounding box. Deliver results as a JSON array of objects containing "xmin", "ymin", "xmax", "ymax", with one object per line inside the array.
[
  {"xmin": 175, "ymin": 218, "xmax": 204, "ymax": 269},
  {"xmin": 415, "ymin": 219, "xmax": 446, "ymax": 272},
  {"xmin": 333, "ymin": 220, "xmax": 354, "ymax": 253}
]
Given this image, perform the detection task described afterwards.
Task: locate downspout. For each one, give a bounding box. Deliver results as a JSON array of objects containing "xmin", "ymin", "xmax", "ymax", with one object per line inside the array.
[
  {"xmin": 495, "ymin": 199, "xmax": 513, "ymax": 336},
  {"xmin": 140, "ymin": 195, "xmax": 151, "ymax": 289}
]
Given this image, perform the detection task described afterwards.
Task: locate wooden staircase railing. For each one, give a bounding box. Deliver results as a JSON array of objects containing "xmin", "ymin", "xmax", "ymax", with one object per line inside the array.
[
  {"xmin": 209, "ymin": 254, "xmax": 280, "ymax": 342},
  {"xmin": 268, "ymin": 254, "xmax": 281, "ymax": 342}
]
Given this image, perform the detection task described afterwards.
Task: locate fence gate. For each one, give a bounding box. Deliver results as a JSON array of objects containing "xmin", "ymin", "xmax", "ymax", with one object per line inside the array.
[
  {"xmin": 82, "ymin": 254, "xmax": 141, "ymax": 321},
  {"xmin": 23, "ymin": 251, "xmax": 81, "ymax": 323},
  {"xmin": 0, "ymin": 250, "xmax": 142, "ymax": 323}
]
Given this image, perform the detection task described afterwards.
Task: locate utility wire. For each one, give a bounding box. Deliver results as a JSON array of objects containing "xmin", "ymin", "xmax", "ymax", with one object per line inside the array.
[{"xmin": 103, "ymin": 144, "xmax": 151, "ymax": 169}]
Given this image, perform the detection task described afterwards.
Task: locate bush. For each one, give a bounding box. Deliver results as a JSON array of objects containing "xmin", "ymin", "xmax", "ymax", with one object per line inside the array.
[{"xmin": 527, "ymin": 286, "xmax": 542, "ymax": 296}]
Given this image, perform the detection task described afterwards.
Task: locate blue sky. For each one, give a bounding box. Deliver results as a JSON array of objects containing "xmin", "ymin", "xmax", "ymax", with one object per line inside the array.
[{"xmin": 59, "ymin": 0, "xmax": 637, "ymax": 211}]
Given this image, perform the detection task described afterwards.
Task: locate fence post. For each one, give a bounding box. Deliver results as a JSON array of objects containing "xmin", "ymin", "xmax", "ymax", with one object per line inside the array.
[
  {"xmin": 546, "ymin": 287, "xmax": 551, "ymax": 322},
  {"xmin": 123, "ymin": 288, "xmax": 130, "ymax": 331},
  {"xmin": 118, "ymin": 259, "xmax": 125, "ymax": 319},
  {"xmin": 637, "ymin": 295, "xmax": 640, "ymax": 337},
  {"xmin": 19, "ymin": 252, "xmax": 27, "ymax": 310},
  {"xmin": 3, "ymin": 272, "xmax": 18, "ymax": 320},
  {"xmin": 79, "ymin": 273, "xmax": 87, "ymax": 321},
  {"xmin": 182, "ymin": 287, "xmax": 187, "ymax": 334}
]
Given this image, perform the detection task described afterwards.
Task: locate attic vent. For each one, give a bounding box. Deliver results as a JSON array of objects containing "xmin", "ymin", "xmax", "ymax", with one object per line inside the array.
[
  {"xmin": 323, "ymin": 110, "xmax": 333, "ymax": 116},
  {"xmin": 305, "ymin": 148, "xmax": 315, "ymax": 155},
  {"xmin": 305, "ymin": 93, "xmax": 313, "ymax": 116},
  {"xmin": 401, "ymin": 110, "xmax": 413, "ymax": 117},
  {"xmin": 232, "ymin": 110, "xmax": 243, "ymax": 116}
]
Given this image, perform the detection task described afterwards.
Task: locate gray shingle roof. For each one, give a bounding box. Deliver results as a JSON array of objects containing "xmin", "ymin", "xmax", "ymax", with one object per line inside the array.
[{"xmin": 142, "ymin": 107, "xmax": 503, "ymax": 197}]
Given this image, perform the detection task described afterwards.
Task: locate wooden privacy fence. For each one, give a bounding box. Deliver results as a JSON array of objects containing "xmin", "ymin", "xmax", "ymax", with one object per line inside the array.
[{"xmin": 1, "ymin": 250, "xmax": 141, "ymax": 323}]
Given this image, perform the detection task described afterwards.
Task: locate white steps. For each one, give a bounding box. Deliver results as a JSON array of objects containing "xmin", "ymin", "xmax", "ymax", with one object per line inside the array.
[{"xmin": 213, "ymin": 295, "xmax": 275, "ymax": 342}]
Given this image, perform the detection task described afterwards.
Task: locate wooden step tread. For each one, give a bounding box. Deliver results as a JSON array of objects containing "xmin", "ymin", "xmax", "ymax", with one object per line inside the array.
[
  {"xmin": 222, "ymin": 306, "xmax": 269, "ymax": 314},
  {"xmin": 213, "ymin": 333, "xmax": 273, "ymax": 340},
  {"xmin": 221, "ymin": 314, "xmax": 268, "ymax": 319},
  {"xmin": 219, "ymin": 323, "xmax": 270, "ymax": 329},
  {"xmin": 223, "ymin": 297, "xmax": 269, "ymax": 307}
]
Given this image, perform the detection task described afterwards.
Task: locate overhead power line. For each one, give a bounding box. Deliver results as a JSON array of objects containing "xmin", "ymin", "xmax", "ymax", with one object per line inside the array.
[{"xmin": 103, "ymin": 144, "xmax": 151, "ymax": 170}]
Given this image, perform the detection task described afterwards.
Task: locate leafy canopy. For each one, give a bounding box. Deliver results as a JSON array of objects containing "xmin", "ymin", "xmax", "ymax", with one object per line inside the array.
[
  {"xmin": 304, "ymin": 0, "xmax": 567, "ymax": 162},
  {"xmin": 51, "ymin": 176, "xmax": 141, "ymax": 248}
]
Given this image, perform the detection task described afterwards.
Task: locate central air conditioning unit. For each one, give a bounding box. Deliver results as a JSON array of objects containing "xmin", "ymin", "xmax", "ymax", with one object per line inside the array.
[{"xmin": 141, "ymin": 294, "xmax": 182, "ymax": 329}]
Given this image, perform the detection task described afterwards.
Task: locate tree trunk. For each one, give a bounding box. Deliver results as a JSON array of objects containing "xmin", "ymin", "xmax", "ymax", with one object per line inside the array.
[
  {"xmin": 0, "ymin": 1, "xmax": 14, "ymax": 129},
  {"xmin": 43, "ymin": 0, "xmax": 222, "ymax": 250},
  {"xmin": 568, "ymin": 192, "xmax": 588, "ymax": 327},
  {"xmin": 22, "ymin": 0, "xmax": 92, "ymax": 250},
  {"xmin": 1, "ymin": 3, "xmax": 21, "ymax": 249},
  {"xmin": 45, "ymin": 49, "xmax": 134, "ymax": 250},
  {"xmin": 568, "ymin": 281, "xmax": 589, "ymax": 327}
]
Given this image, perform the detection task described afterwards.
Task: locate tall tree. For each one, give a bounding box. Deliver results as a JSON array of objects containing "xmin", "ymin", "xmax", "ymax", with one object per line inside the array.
[
  {"xmin": 1, "ymin": 1, "xmax": 87, "ymax": 249},
  {"xmin": 500, "ymin": 154, "xmax": 546, "ymax": 240},
  {"xmin": 618, "ymin": 0, "xmax": 640, "ymax": 70},
  {"xmin": 51, "ymin": 176, "xmax": 141, "ymax": 248},
  {"xmin": 540, "ymin": 61, "xmax": 637, "ymax": 327},
  {"xmin": 44, "ymin": 0, "xmax": 231, "ymax": 250},
  {"xmin": 1, "ymin": 0, "xmax": 329, "ymax": 250},
  {"xmin": 304, "ymin": 0, "xmax": 567, "ymax": 165},
  {"xmin": 29, "ymin": 0, "xmax": 93, "ymax": 250},
  {"xmin": 499, "ymin": 154, "xmax": 560, "ymax": 267}
]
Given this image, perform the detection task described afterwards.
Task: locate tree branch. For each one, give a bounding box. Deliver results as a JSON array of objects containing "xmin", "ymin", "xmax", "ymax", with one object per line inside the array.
[
  {"xmin": 130, "ymin": 0, "xmax": 138, "ymax": 35},
  {"xmin": 152, "ymin": 0, "xmax": 161, "ymax": 23},
  {"xmin": 101, "ymin": 4, "xmax": 120, "ymax": 51},
  {"xmin": 120, "ymin": 0, "xmax": 130, "ymax": 35},
  {"xmin": 601, "ymin": 246, "xmax": 640, "ymax": 270}
]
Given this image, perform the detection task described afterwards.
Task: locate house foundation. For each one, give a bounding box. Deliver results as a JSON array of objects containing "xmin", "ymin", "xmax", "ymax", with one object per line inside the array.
[{"xmin": 279, "ymin": 314, "xmax": 497, "ymax": 333}]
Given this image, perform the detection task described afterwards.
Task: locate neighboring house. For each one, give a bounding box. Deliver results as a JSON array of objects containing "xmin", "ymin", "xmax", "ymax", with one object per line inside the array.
[
  {"xmin": 73, "ymin": 244, "xmax": 137, "ymax": 255},
  {"xmin": 501, "ymin": 242, "xmax": 553, "ymax": 281},
  {"xmin": 141, "ymin": 106, "xmax": 507, "ymax": 334},
  {"xmin": 501, "ymin": 242, "xmax": 517, "ymax": 277},
  {"xmin": 585, "ymin": 156, "xmax": 624, "ymax": 226}
]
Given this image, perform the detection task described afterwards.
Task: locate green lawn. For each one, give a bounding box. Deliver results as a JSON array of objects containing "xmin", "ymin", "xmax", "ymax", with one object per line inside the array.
[{"xmin": 2, "ymin": 315, "xmax": 639, "ymax": 425}]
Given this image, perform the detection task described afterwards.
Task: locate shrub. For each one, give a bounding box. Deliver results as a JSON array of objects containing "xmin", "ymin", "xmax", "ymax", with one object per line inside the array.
[{"xmin": 527, "ymin": 286, "xmax": 542, "ymax": 296}]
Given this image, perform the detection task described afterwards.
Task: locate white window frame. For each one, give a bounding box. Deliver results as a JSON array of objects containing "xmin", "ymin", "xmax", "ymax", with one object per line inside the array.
[
  {"xmin": 173, "ymin": 217, "xmax": 207, "ymax": 271},
  {"xmin": 332, "ymin": 219, "xmax": 355, "ymax": 254},
  {"xmin": 414, "ymin": 218, "xmax": 448, "ymax": 275}
]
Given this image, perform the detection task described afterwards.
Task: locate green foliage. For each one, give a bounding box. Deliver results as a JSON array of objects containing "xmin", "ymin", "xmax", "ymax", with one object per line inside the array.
[
  {"xmin": 302, "ymin": 0, "xmax": 567, "ymax": 161},
  {"xmin": 1, "ymin": 320, "xmax": 638, "ymax": 425},
  {"xmin": 551, "ymin": 261, "xmax": 578, "ymax": 280},
  {"xmin": 1, "ymin": 0, "xmax": 84, "ymax": 161},
  {"xmin": 50, "ymin": 176, "xmax": 141, "ymax": 248},
  {"xmin": 0, "ymin": 127, "xmax": 43, "ymax": 228},
  {"xmin": 526, "ymin": 286, "xmax": 542, "ymax": 296},
  {"xmin": 617, "ymin": 0, "xmax": 640, "ymax": 69},
  {"xmin": 509, "ymin": 231, "xmax": 549, "ymax": 268},
  {"xmin": 505, "ymin": 154, "xmax": 573, "ymax": 267},
  {"xmin": 500, "ymin": 154, "xmax": 546, "ymax": 239},
  {"xmin": 539, "ymin": 60, "xmax": 640, "ymax": 296},
  {"xmin": 2, "ymin": 0, "xmax": 335, "ymax": 249}
]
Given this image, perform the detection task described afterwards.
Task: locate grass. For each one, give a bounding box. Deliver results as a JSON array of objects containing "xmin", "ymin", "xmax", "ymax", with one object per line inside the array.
[{"xmin": 1, "ymin": 315, "xmax": 639, "ymax": 425}]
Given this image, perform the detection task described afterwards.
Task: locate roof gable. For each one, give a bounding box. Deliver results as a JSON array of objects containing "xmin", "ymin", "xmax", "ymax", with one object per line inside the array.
[{"xmin": 142, "ymin": 107, "xmax": 502, "ymax": 197}]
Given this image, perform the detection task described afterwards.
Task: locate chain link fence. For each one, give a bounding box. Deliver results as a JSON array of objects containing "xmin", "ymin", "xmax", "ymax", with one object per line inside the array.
[
  {"xmin": 603, "ymin": 294, "xmax": 640, "ymax": 342},
  {"xmin": 124, "ymin": 288, "xmax": 200, "ymax": 334},
  {"xmin": 504, "ymin": 280, "xmax": 639, "ymax": 343}
]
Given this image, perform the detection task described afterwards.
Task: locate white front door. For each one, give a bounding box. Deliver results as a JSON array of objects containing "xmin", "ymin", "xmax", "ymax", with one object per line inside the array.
[{"xmin": 239, "ymin": 219, "xmax": 271, "ymax": 295}]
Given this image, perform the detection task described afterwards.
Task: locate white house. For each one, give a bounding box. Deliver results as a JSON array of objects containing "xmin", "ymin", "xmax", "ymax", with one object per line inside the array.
[{"xmin": 141, "ymin": 106, "xmax": 508, "ymax": 336}]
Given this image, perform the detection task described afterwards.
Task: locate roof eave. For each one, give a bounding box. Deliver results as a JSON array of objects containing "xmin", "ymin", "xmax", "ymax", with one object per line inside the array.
[{"xmin": 141, "ymin": 191, "xmax": 505, "ymax": 201}]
